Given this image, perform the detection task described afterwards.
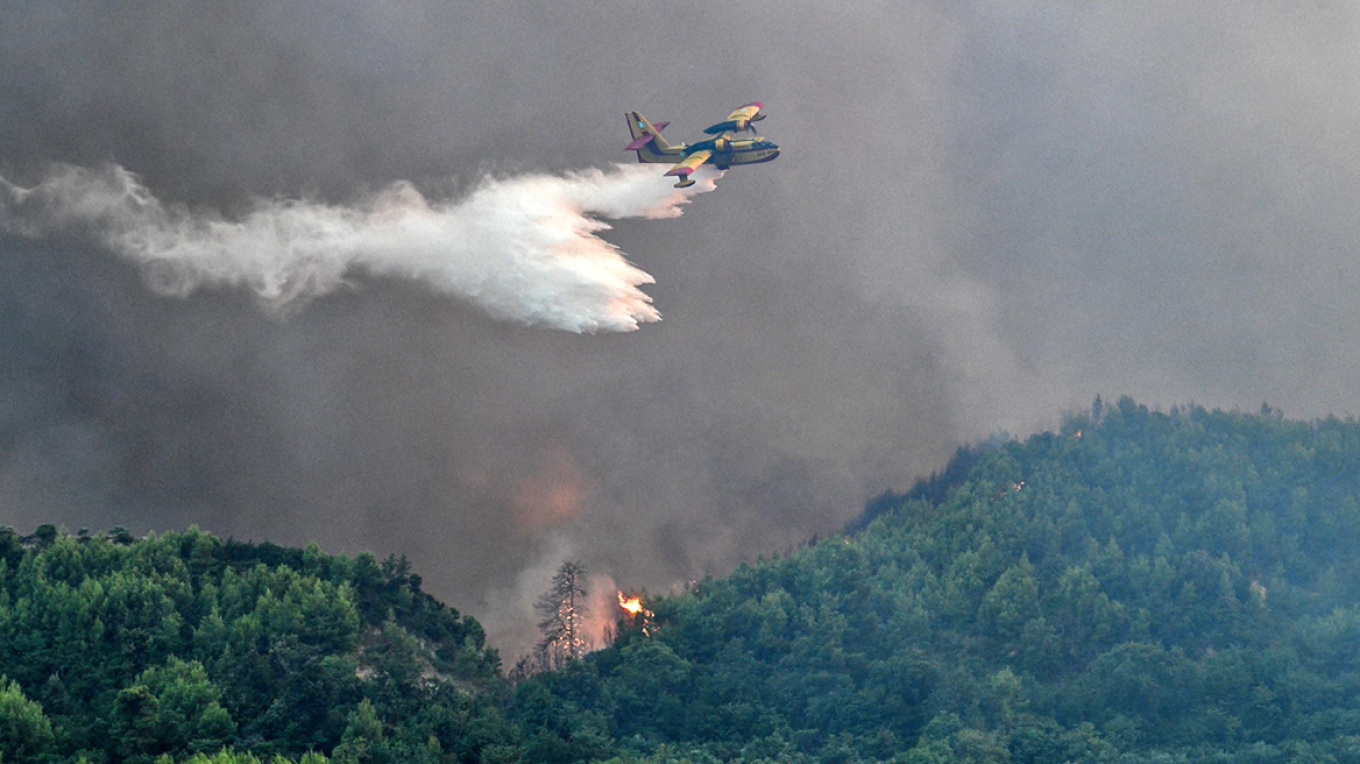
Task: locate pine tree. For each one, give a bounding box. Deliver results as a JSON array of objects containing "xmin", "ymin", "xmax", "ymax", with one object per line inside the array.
[{"xmin": 534, "ymin": 560, "xmax": 590, "ymax": 670}]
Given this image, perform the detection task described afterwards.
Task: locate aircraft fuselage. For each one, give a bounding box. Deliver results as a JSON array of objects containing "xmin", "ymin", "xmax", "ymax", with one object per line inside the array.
[{"xmin": 683, "ymin": 137, "xmax": 780, "ymax": 170}]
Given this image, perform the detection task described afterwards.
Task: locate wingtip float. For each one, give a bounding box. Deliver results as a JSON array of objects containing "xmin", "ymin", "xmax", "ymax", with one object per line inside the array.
[{"xmin": 624, "ymin": 103, "xmax": 779, "ymax": 189}]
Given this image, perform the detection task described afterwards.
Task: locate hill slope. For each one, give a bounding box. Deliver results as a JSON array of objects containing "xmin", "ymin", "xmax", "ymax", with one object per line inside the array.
[
  {"xmin": 514, "ymin": 400, "xmax": 1360, "ymax": 763},
  {"xmin": 7, "ymin": 400, "xmax": 1360, "ymax": 763},
  {"xmin": 0, "ymin": 529, "xmax": 513, "ymax": 763}
]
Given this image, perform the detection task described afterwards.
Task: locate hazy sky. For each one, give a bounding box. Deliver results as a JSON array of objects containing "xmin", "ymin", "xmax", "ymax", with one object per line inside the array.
[{"xmin": 4, "ymin": 1, "xmax": 1360, "ymax": 656}]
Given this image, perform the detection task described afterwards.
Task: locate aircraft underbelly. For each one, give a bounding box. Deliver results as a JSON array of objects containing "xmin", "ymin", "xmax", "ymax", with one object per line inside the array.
[{"xmin": 728, "ymin": 149, "xmax": 779, "ymax": 166}]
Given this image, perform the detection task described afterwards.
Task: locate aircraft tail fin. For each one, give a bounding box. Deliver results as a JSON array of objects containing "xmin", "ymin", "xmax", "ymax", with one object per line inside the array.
[{"xmin": 625, "ymin": 112, "xmax": 681, "ymax": 163}]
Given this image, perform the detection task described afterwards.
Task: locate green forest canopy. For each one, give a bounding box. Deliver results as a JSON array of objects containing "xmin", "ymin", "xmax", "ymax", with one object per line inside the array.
[
  {"xmin": 513, "ymin": 400, "xmax": 1360, "ymax": 763},
  {"xmin": 4, "ymin": 399, "xmax": 1360, "ymax": 763},
  {"xmin": 0, "ymin": 529, "xmax": 513, "ymax": 763}
]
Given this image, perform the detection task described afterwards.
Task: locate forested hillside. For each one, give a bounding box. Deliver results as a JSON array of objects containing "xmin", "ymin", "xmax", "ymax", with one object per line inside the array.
[
  {"xmin": 0, "ymin": 529, "xmax": 514, "ymax": 763},
  {"xmin": 512, "ymin": 400, "xmax": 1360, "ymax": 763},
  {"xmin": 7, "ymin": 400, "xmax": 1360, "ymax": 763}
]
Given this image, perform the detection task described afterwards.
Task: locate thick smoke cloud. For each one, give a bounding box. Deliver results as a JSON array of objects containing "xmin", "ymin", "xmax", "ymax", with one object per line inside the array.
[{"xmin": 4, "ymin": 2, "xmax": 1360, "ymax": 656}]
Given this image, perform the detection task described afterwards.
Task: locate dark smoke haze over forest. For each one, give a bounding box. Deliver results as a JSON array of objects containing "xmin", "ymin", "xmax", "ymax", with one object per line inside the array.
[{"xmin": 3, "ymin": 3, "xmax": 1359, "ymax": 655}]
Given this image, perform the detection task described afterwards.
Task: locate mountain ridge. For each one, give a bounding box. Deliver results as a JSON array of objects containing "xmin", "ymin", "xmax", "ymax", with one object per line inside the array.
[
  {"xmin": 511, "ymin": 399, "xmax": 1360, "ymax": 763},
  {"xmin": 5, "ymin": 399, "xmax": 1360, "ymax": 762}
]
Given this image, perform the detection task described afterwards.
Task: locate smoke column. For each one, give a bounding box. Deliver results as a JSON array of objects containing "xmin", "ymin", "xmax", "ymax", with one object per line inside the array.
[{"xmin": 0, "ymin": 162, "xmax": 720, "ymax": 333}]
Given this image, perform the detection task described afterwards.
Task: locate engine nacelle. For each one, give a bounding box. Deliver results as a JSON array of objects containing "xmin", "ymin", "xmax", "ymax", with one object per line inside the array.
[{"xmin": 713, "ymin": 137, "xmax": 731, "ymax": 152}]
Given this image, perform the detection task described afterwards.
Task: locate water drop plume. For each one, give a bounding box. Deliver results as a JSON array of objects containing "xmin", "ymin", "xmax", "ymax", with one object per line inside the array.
[{"xmin": 0, "ymin": 162, "xmax": 721, "ymax": 332}]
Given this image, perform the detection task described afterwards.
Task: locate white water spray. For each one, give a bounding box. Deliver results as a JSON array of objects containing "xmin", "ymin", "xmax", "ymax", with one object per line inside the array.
[{"xmin": 0, "ymin": 163, "xmax": 721, "ymax": 332}]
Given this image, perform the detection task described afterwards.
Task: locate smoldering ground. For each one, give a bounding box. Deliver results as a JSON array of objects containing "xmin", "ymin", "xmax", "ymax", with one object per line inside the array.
[{"xmin": 4, "ymin": 3, "xmax": 1360, "ymax": 657}]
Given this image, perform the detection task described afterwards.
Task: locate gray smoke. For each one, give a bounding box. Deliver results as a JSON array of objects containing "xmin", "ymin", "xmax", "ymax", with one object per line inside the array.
[{"xmin": 4, "ymin": 2, "xmax": 1360, "ymax": 657}]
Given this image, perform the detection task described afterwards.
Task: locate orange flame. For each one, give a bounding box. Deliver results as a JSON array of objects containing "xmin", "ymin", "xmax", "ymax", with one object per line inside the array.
[
  {"xmin": 617, "ymin": 591, "xmax": 654, "ymax": 637},
  {"xmin": 618, "ymin": 592, "xmax": 644, "ymax": 615}
]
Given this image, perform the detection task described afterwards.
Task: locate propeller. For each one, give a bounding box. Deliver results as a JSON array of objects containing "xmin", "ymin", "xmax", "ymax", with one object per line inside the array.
[{"xmin": 748, "ymin": 110, "xmax": 766, "ymax": 135}]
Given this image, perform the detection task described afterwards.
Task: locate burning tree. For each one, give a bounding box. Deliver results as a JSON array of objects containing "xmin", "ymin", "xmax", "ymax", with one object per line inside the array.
[
  {"xmin": 533, "ymin": 560, "xmax": 590, "ymax": 671},
  {"xmin": 617, "ymin": 592, "xmax": 654, "ymax": 637}
]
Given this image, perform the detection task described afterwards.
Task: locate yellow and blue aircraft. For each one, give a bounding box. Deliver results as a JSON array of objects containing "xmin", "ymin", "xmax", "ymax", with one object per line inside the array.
[{"xmin": 625, "ymin": 102, "xmax": 780, "ymax": 188}]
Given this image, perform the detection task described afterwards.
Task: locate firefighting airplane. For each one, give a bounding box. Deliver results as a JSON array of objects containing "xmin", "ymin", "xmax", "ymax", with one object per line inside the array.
[{"xmin": 625, "ymin": 102, "xmax": 780, "ymax": 188}]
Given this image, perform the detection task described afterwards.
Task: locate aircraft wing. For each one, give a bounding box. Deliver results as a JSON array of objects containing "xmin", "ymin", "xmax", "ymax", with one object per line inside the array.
[
  {"xmin": 725, "ymin": 103, "xmax": 763, "ymax": 123},
  {"xmin": 703, "ymin": 102, "xmax": 766, "ymax": 134},
  {"xmin": 664, "ymin": 150, "xmax": 712, "ymax": 178}
]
